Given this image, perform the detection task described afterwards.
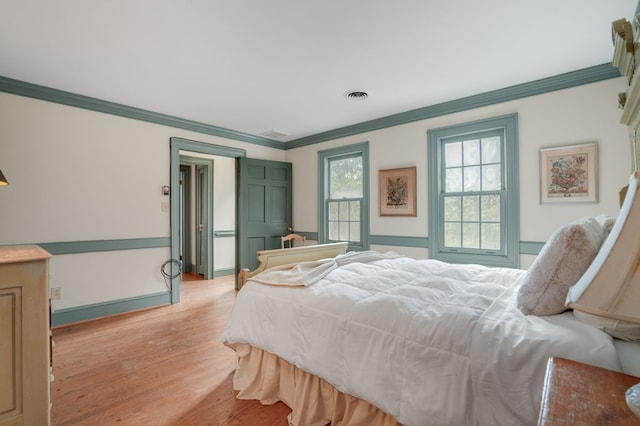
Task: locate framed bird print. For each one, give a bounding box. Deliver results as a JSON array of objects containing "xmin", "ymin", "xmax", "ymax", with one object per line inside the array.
[{"xmin": 379, "ymin": 166, "xmax": 417, "ymax": 216}]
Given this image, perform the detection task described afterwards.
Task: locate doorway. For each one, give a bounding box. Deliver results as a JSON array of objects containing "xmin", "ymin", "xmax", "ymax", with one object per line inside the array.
[
  {"xmin": 170, "ymin": 137, "xmax": 246, "ymax": 303},
  {"xmin": 179, "ymin": 157, "xmax": 213, "ymax": 279}
]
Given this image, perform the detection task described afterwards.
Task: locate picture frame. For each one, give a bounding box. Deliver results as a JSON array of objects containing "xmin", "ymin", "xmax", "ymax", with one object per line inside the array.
[
  {"xmin": 379, "ymin": 166, "xmax": 417, "ymax": 216},
  {"xmin": 539, "ymin": 143, "xmax": 598, "ymax": 204}
]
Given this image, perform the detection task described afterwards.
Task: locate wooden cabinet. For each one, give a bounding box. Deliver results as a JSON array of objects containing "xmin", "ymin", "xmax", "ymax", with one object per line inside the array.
[
  {"xmin": 0, "ymin": 245, "xmax": 52, "ymax": 426},
  {"xmin": 538, "ymin": 357, "xmax": 640, "ymax": 425}
]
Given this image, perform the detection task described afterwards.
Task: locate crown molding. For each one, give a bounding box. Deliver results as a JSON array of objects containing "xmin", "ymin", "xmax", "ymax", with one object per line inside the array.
[
  {"xmin": 0, "ymin": 63, "xmax": 620, "ymax": 151},
  {"xmin": 0, "ymin": 75, "xmax": 284, "ymax": 149},
  {"xmin": 285, "ymin": 63, "xmax": 621, "ymax": 149}
]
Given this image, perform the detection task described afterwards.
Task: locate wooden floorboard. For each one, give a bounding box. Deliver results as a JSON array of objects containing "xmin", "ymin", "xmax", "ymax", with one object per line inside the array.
[{"xmin": 51, "ymin": 275, "xmax": 291, "ymax": 425}]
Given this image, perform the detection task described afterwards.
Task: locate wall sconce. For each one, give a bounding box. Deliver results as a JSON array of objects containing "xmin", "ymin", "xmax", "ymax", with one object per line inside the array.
[{"xmin": 0, "ymin": 169, "xmax": 8, "ymax": 186}]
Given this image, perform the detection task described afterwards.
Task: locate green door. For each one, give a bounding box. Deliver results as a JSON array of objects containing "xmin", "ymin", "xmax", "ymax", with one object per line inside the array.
[
  {"xmin": 195, "ymin": 164, "xmax": 210, "ymax": 278},
  {"xmin": 237, "ymin": 158, "xmax": 292, "ymax": 277}
]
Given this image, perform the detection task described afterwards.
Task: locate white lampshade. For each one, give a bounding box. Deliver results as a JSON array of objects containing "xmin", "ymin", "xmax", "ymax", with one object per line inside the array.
[{"xmin": 566, "ymin": 171, "xmax": 640, "ymax": 326}]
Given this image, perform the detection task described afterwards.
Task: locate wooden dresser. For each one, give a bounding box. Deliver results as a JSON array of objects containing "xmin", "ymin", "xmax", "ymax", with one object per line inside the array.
[
  {"xmin": 538, "ymin": 357, "xmax": 640, "ymax": 425},
  {"xmin": 0, "ymin": 245, "xmax": 52, "ymax": 426}
]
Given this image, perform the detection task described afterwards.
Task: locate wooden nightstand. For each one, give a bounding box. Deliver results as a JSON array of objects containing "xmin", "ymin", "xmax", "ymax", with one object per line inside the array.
[{"xmin": 538, "ymin": 357, "xmax": 640, "ymax": 425}]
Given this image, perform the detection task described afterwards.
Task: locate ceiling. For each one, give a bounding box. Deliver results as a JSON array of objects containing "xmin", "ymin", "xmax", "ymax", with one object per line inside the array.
[{"xmin": 0, "ymin": 1, "xmax": 637, "ymax": 144}]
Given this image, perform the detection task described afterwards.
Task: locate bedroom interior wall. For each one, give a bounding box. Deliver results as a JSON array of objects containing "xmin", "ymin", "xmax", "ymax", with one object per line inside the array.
[
  {"xmin": 0, "ymin": 75, "xmax": 631, "ymax": 316},
  {"xmin": 286, "ymin": 77, "xmax": 631, "ymax": 269},
  {"xmin": 212, "ymin": 155, "xmax": 236, "ymax": 273},
  {"xmin": 0, "ymin": 91, "xmax": 285, "ymax": 312}
]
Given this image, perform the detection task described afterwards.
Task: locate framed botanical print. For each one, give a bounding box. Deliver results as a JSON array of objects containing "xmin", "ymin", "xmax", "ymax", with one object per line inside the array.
[
  {"xmin": 379, "ymin": 166, "xmax": 417, "ymax": 216},
  {"xmin": 539, "ymin": 143, "xmax": 598, "ymax": 204}
]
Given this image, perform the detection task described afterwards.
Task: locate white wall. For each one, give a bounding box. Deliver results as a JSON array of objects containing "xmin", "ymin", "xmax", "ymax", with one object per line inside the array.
[
  {"xmin": 0, "ymin": 77, "xmax": 631, "ymax": 313},
  {"xmin": 0, "ymin": 91, "xmax": 285, "ymax": 310},
  {"xmin": 213, "ymin": 155, "xmax": 236, "ymax": 272},
  {"xmin": 286, "ymin": 78, "xmax": 632, "ymax": 268}
]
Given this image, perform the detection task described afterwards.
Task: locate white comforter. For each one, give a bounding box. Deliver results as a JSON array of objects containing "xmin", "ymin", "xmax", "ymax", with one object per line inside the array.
[{"xmin": 221, "ymin": 252, "xmax": 621, "ymax": 426}]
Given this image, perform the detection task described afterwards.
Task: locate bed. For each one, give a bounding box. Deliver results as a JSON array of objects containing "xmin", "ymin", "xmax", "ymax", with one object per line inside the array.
[{"xmin": 222, "ymin": 173, "xmax": 640, "ymax": 426}]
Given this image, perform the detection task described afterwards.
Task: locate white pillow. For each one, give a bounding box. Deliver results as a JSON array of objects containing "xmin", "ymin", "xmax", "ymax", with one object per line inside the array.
[
  {"xmin": 595, "ymin": 214, "xmax": 615, "ymax": 239},
  {"xmin": 516, "ymin": 217, "xmax": 604, "ymax": 316}
]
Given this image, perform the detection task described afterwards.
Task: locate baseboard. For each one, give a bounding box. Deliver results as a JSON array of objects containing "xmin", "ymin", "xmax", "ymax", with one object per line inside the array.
[
  {"xmin": 214, "ymin": 268, "xmax": 235, "ymax": 277},
  {"xmin": 51, "ymin": 291, "xmax": 171, "ymax": 327},
  {"xmin": 369, "ymin": 235, "xmax": 429, "ymax": 247}
]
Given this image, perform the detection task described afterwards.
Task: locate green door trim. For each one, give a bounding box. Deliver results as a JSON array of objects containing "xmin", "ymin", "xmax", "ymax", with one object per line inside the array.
[
  {"xmin": 195, "ymin": 163, "xmax": 213, "ymax": 278},
  {"xmin": 170, "ymin": 137, "xmax": 246, "ymax": 303}
]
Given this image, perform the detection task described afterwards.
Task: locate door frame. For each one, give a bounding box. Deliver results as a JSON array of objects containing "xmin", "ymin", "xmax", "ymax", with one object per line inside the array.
[
  {"xmin": 179, "ymin": 157, "xmax": 213, "ymax": 278},
  {"xmin": 179, "ymin": 164, "xmax": 192, "ymax": 273},
  {"xmin": 170, "ymin": 137, "xmax": 246, "ymax": 303},
  {"xmin": 195, "ymin": 163, "xmax": 210, "ymax": 277}
]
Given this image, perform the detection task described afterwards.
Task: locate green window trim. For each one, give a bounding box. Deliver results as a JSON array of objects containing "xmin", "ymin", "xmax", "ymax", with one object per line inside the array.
[
  {"xmin": 318, "ymin": 142, "xmax": 370, "ymax": 251},
  {"xmin": 427, "ymin": 114, "xmax": 520, "ymax": 268}
]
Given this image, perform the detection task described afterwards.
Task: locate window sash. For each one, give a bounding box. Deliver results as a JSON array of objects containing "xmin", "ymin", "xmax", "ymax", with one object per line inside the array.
[
  {"xmin": 439, "ymin": 131, "xmax": 506, "ymax": 256},
  {"xmin": 328, "ymin": 154, "xmax": 363, "ymax": 199},
  {"xmin": 427, "ymin": 114, "xmax": 519, "ymax": 268},
  {"xmin": 318, "ymin": 142, "xmax": 369, "ymax": 251},
  {"xmin": 440, "ymin": 192, "xmax": 503, "ymax": 254},
  {"xmin": 327, "ymin": 198, "xmax": 362, "ymax": 243}
]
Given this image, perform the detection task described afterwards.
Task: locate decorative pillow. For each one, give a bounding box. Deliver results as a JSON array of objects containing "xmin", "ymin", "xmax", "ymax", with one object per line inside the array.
[
  {"xmin": 595, "ymin": 214, "xmax": 615, "ymax": 239},
  {"xmin": 516, "ymin": 217, "xmax": 604, "ymax": 316}
]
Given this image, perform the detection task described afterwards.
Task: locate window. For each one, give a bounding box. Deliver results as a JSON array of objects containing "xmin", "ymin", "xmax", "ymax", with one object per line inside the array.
[
  {"xmin": 427, "ymin": 114, "xmax": 519, "ymax": 267},
  {"xmin": 318, "ymin": 142, "xmax": 369, "ymax": 250}
]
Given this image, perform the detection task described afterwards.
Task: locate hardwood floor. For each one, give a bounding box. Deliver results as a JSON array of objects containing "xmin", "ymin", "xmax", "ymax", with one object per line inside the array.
[{"xmin": 51, "ymin": 275, "xmax": 291, "ymax": 425}]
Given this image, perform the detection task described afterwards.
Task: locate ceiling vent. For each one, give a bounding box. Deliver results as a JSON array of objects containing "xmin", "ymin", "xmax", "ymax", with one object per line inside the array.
[
  {"xmin": 259, "ymin": 130, "xmax": 289, "ymax": 139},
  {"xmin": 344, "ymin": 89, "xmax": 369, "ymax": 101}
]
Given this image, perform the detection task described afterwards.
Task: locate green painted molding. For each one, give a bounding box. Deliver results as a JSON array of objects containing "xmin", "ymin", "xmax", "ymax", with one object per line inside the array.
[
  {"xmin": 38, "ymin": 237, "xmax": 170, "ymax": 255},
  {"xmin": 51, "ymin": 291, "xmax": 171, "ymax": 327},
  {"xmin": 214, "ymin": 230, "xmax": 236, "ymax": 237},
  {"xmin": 1, "ymin": 64, "xmax": 621, "ymax": 152},
  {"xmin": 296, "ymin": 231, "xmax": 319, "ymax": 241},
  {"xmin": 0, "ymin": 75, "xmax": 283, "ymax": 149},
  {"xmin": 171, "ymin": 137, "xmax": 247, "ymax": 158},
  {"xmin": 34, "ymin": 233, "xmax": 542, "ymax": 258},
  {"xmin": 286, "ymin": 63, "xmax": 620, "ymax": 149},
  {"xmin": 214, "ymin": 268, "xmax": 235, "ymax": 277},
  {"xmin": 370, "ymin": 235, "xmax": 428, "ymax": 248},
  {"xmin": 520, "ymin": 241, "xmax": 545, "ymax": 256},
  {"xmin": 170, "ymin": 137, "xmax": 246, "ymax": 303},
  {"xmin": 299, "ymin": 233, "xmax": 545, "ymax": 255}
]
